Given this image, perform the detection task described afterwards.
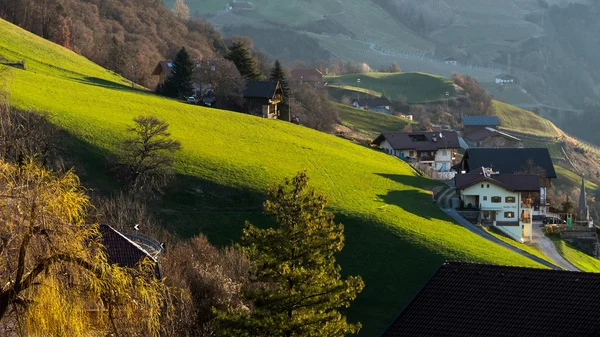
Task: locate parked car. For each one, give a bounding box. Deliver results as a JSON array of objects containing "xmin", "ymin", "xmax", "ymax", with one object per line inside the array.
[
  {"xmin": 543, "ymin": 216, "xmax": 566, "ymax": 224},
  {"xmin": 187, "ymin": 96, "xmax": 196, "ymax": 104}
]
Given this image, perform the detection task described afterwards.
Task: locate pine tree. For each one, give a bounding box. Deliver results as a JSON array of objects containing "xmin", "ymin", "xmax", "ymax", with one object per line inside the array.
[
  {"xmin": 225, "ymin": 42, "xmax": 262, "ymax": 81},
  {"xmin": 161, "ymin": 47, "xmax": 195, "ymax": 98},
  {"xmin": 269, "ymin": 59, "xmax": 291, "ymax": 120},
  {"xmin": 217, "ymin": 172, "xmax": 364, "ymax": 337}
]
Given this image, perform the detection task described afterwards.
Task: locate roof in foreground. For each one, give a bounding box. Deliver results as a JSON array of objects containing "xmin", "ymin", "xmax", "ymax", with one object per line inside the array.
[
  {"xmin": 382, "ymin": 261, "xmax": 600, "ymax": 337},
  {"xmin": 461, "ymin": 115, "xmax": 500, "ymax": 126},
  {"xmin": 99, "ymin": 224, "xmax": 160, "ymax": 277}
]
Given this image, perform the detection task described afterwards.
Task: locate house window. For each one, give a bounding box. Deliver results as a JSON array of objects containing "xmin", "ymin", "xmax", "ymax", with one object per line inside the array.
[
  {"xmin": 481, "ymin": 184, "xmax": 484, "ymax": 188},
  {"xmin": 483, "ymin": 196, "xmax": 488, "ymax": 201},
  {"xmin": 442, "ymin": 150, "xmax": 447, "ymax": 156},
  {"xmin": 487, "ymin": 184, "xmax": 490, "ymax": 188},
  {"xmin": 409, "ymin": 151, "xmax": 414, "ymax": 157},
  {"xmin": 504, "ymin": 212, "xmax": 515, "ymax": 218},
  {"xmin": 491, "ymin": 196, "xmax": 502, "ymax": 203},
  {"xmin": 505, "ymin": 196, "xmax": 516, "ymax": 203}
]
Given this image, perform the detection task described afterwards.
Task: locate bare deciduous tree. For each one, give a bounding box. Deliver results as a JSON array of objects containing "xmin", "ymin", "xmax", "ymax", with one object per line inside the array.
[
  {"xmin": 118, "ymin": 116, "xmax": 181, "ymax": 196},
  {"xmin": 193, "ymin": 58, "xmax": 245, "ymax": 109},
  {"xmin": 291, "ymin": 84, "xmax": 339, "ymax": 132}
]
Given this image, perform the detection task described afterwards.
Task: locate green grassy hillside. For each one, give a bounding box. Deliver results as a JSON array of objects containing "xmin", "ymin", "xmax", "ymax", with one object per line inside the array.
[
  {"xmin": 552, "ymin": 239, "xmax": 600, "ymax": 273},
  {"xmin": 0, "ymin": 19, "xmax": 546, "ymax": 336},
  {"xmin": 326, "ymin": 72, "xmax": 456, "ymax": 103},
  {"xmin": 493, "ymin": 100, "xmax": 559, "ymax": 137},
  {"xmin": 334, "ymin": 102, "xmax": 412, "ymax": 137}
]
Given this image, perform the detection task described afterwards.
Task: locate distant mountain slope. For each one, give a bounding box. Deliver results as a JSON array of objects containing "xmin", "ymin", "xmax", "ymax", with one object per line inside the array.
[{"xmin": 0, "ymin": 19, "xmax": 546, "ymax": 336}]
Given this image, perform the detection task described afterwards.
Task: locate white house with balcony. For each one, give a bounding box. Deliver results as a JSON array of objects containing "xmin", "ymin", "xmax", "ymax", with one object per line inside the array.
[
  {"xmin": 455, "ymin": 167, "xmax": 540, "ymax": 242},
  {"xmin": 372, "ymin": 131, "xmax": 463, "ymax": 173}
]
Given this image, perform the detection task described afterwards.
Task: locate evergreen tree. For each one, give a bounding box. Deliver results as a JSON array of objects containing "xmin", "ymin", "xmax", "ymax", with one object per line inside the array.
[
  {"xmin": 225, "ymin": 42, "xmax": 262, "ymax": 81},
  {"xmin": 269, "ymin": 59, "xmax": 291, "ymax": 120},
  {"xmin": 161, "ymin": 47, "xmax": 194, "ymax": 98},
  {"xmin": 217, "ymin": 172, "xmax": 364, "ymax": 337}
]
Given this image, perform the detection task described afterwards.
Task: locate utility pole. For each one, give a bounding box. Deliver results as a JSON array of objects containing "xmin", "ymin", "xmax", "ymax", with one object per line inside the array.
[
  {"xmin": 131, "ymin": 64, "xmax": 135, "ymax": 89},
  {"xmin": 357, "ymin": 78, "xmax": 361, "ymax": 102},
  {"xmin": 445, "ymin": 91, "xmax": 449, "ymax": 110}
]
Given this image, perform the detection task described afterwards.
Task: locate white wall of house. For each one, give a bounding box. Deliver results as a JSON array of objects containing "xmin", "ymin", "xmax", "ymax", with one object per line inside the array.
[
  {"xmin": 434, "ymin": 149, "xmax": 454, "ymax": 172},
  {"xmin": 460, "ymin": 181, "xmax": 533, "ymax": 242}
]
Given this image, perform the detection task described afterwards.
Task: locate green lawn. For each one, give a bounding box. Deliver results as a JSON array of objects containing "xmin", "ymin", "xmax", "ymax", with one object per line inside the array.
[
  {"xmin": 334, "ymin": 102, "xmax": 412, "ymax": 137},
  {"xmin": 494, "ymin": 100, "xmax": 559, "ymax": 137},
  {"xmin": 325, "ymin": 72, "xmax": 456, "ymax": 103},
  {"xmin": 552, "ymin": 238, "xmax": 600, "ymax": 273},
  {"xmin": 0, "ymin": 19, "xmax": 546, "ymax": 336},
  {"xmin": 481, "ymin": 226, "xmax": 558, "ymax": 268}
]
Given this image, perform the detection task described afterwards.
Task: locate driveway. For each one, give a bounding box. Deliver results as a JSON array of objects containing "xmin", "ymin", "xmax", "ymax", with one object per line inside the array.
[
  {"xmin": 436, "ymin": 187, "xmax": 561, "ymax": 270},
  {"xmin": 531, "ymin": 222, "xmax": 579, "ymax": 271}
]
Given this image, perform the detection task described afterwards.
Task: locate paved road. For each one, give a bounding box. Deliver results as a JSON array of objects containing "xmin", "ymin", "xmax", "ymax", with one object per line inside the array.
[
  {"xmin": 436, "ymin": 187, "xmax": 562, "ymax": 270},
  {"xmin": 531, "ymin": 222, "xmax": 579, "ymax": 271}
]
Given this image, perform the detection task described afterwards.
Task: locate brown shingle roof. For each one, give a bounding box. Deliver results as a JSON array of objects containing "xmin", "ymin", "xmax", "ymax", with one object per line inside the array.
[
  {"xmin": 382, "ymin": 261, "xmax": 600, "ymax": 337},
  {"xmin": 151, "ymin": 61, "xmax": 173, "ymax": 76},
  {"xmin": 291, "ymin": 69, "xmax": 323, "ymax": 82},
  {"xmin": 99, "ymin": 224, "xmax": 160, "ymax": 277},
  {"xmin": 372, "ymin": 131, "xmax": 461, "ymax": 151}
]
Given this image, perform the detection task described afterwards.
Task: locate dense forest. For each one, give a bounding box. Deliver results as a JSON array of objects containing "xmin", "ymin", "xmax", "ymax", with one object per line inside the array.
[{"xmin": 0, "ymin": 0, "xmax": 226, "ymax": 86}]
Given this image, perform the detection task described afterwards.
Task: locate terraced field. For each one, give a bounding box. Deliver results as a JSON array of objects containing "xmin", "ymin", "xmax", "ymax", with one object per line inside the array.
[{"xmin": 0, "ymin": 19, "xmax": 546, "ymax": 336}]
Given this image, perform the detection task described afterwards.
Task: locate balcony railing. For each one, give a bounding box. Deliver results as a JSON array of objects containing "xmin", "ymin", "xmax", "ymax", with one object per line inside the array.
[{"xmin": 419, "ymin": 156, "xmax": 435, "ymax": 161}]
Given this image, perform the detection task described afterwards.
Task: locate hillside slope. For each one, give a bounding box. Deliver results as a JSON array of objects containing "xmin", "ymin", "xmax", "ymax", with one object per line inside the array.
[{"xmin": 0, "ymin": 19, "xmax": 545, "ymax": 336}]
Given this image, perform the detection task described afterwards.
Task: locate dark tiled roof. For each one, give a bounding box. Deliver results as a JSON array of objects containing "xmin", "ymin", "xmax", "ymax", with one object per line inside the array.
[
  {"xmin": 455, "ymin": 167, "xmax": 540, "ymax": 192},
  {"xmin": 459, "ymin": 148, "xmax": 557, "ymax": 178},
  {"xmin": 444, "ymin": 57, "xmax": 457, "ymax": 61},
  {"xmin": 99, "ymin": 224, "xmax": 160, "ymax": 277},
  {"xmin": 151, "ymin": 60, "xmax": 173, "ymax": 76},
  {"xmin": 291, "ymin": 69, "xmax": 323, "ymax": 81},
  {"xmin": 243, "ymin": 81, "xmax": 280, "ymax": 98},
  {"xmin": 353, "ymin": 97, "xmax": 392, "ymax": 108},
  {"xmin": 461, "ymin": 115, "xmax": 500, "ymax": 126},
  {"xmin": 372, "ymin": 131, "xmax": 461, "ymax": 151},
  {"xmin": 382, "ymin": 261, "xmax": 600, "ymax": 337}
]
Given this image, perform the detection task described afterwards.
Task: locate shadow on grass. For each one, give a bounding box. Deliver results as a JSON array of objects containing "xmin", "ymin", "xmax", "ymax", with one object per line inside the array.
[
  {"xmin": 54, "ymin": 130, "xmax": 450, "ymax": 337},
  {"xmin": 72, "ymin": 76, "xmax": 140, "ymax": 91},
  {"xmin": 375, "ymin": 173, "xmax": 443, "ymax": 190}
]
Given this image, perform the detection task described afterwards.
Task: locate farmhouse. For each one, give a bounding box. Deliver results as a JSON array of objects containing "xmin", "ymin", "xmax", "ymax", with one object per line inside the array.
[
  {"xmin": 291, "ymin": 68, "xmax": 323, "ymax": 84},
  {"xmin": 495, "ymin": 74, "xmax": 516, "ymax": 85},
  {"xmin": 372, "ymin": 131, "xmax": 460, "ymax": 172},
  {"xmin": 455, "ymin": 167, "xmax": 538, "ymax": 241},
  {"xmin": 456, "ymin": 148, "xmax": 557, "ymax": 218},
  {"xmin": 461, "ymin": 115, "xmax": 500, "ymax": 133},
  {"xmin": 463, "ymin": 127, "xmax": 522, "ymax": 148},
  {"xmin": 352, "ymin": 97, "xmax": 392, "ymax": 111},
  {"xmin": 243, "ymin": 80, "xmax": 282, "ymax": 119},
  {"xmin": 443, "ymin": 57, "xmax": 458, "ymax": 65},
  {"xmin": 151, "ymin": 60, "xmax": 173, "ymax": 86},
  {"xmin": 381, "ymin": 261, "xmax": 600, "ymax": 337}
]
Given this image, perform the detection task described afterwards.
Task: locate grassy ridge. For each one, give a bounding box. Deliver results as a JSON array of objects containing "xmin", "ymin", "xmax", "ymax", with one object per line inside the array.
[
  {"xmin": 325, "ymin": 72, "xmax": 456, "ymax": 103},
  {"xmin": 481, "ymin": 226, "xmax": 558, "ymax": 267},
  {"xmin": 0, "ymin": 19, "xmax": 545, "ymax": 336},
  {"xmin": 334, "ymin": 102, "xmax": 412, "ymax": 136},
  {"xmin": 493, "ymin": 100, "xmax": 559, "ymax": 137}
]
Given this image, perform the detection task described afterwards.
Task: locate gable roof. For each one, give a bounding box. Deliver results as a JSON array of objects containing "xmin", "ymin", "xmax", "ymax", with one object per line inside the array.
[
  {"xmin": 455, "ymin": 167, "xmax": 540, "ymax": 192},
  {"xmin": 382, "ymin": 261, "xmax": 600, "ymax": 337},
  {"xmin": 99, "ymin": 224, "xmax": 160, "ymax": 277},
  {"xmin": 353, "ymin": 97, "xmax": 392, "ymax": 107},
  {"xmin": 459, "ymin": 148, "xmax": 557, "ymax": 178},
  {"xmin": 495, "ymin": 73, "xmax": 517, "ymax": 80},
  {"xmin": 444, "ymin": 57, "xmax": 457, "ymax": 62},
  {"xmin": 291, "ymin": 69, "xmax": 323, "ymax": 81},
  {"xmin": 372, "ymin": 131, "xmax": 461, "ymax": 151},
  {"xmin": 461, "ymin": 115, "xmax": 500, "ymax": 127},
  {"xmin": 464, "ymin": 127, "xmax": 520, "ymax": 142},
  {"xmin": 151, "ymin": 60, "xmax": 173, "ymax": 76},
  {"xmin": 243, "ymin": 81, "xmax": 281, "ymax": 99}
]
